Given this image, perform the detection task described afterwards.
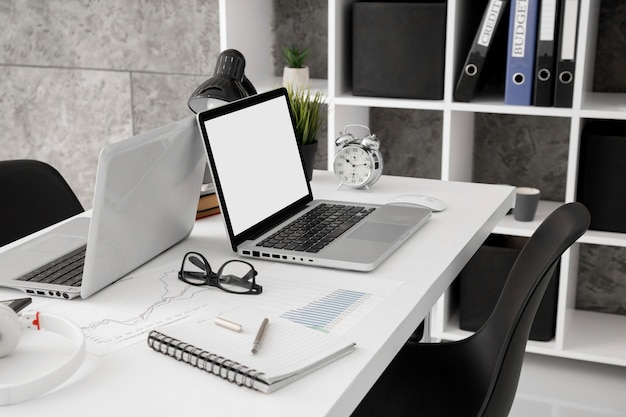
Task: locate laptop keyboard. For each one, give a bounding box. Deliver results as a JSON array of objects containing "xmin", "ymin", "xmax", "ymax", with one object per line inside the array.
[
  {"xmin": 17, "ymin": 246, "xmax": 85, "ymax": 287},
  {"xmin": 257, "ymin": 203, "xmax": 375, "ymax": 253}
]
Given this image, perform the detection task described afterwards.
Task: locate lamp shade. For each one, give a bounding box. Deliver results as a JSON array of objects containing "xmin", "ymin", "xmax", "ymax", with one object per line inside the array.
[{"xmin": 188, "ymin": 49, "xmax": 256, "ymax": 113}]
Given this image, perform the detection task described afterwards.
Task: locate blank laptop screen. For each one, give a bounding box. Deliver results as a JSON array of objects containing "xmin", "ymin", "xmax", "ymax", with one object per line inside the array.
[{"xmin": 201, "ymin": 93, "xmax": 310, "ymax": 236}]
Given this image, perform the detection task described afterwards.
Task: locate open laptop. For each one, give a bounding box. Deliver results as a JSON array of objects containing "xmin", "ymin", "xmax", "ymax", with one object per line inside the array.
[
  {"xmin": 0, "ymin": 116, "xmax": 205, "ymax": 299},
  {"xmin": 196, "ymin": 88, "xmax": 431, "ymax": 271}
]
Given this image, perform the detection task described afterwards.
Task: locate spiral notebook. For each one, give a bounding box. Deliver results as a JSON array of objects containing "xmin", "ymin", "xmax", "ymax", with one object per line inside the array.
[{"xmin": 147, "ymin": 308, "xmax": 356, "ymax": 393}]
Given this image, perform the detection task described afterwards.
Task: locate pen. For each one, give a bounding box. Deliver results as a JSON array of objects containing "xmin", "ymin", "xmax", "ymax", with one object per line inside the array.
[
  {"xmin": 215, "ymin": 316, "xmax": 243, "ymax": 333},
  {"xmin": 251, "ymin": 318, "xmax": 269, "ymax": 354}
]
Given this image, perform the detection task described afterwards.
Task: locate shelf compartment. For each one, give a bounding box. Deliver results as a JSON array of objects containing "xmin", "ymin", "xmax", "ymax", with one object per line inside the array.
[
  {"xmin": 581, "ymin": 93, "xmax": 626, "ymax": 120},
  {"xmin": 434, "ymin": 288, "xmax": 626, "ymax": 366},
  {"xmin": 494, "ymin": 200, "xmax": 626, "ymax": 248},
  {"xmin": 472, "ymin": 113, "xmax": 570, "ymax": 202},
  {"xmin": 436, "ymin": 309, "xmax": 559, "ymax": 354},
  {"xmin": 369, "ymin": 108, "xmax": 443, "ymax": 179},
  {"xmin": 561, "ymin": 309, "xmax": 626, "ymax": 367}
]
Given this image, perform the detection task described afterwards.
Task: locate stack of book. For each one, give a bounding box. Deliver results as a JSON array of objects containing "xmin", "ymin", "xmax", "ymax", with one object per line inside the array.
[
  {"xmin": 196, "ymin": 183, "xmax": 220, "ymax": 219},
  {"xmin": 454, "ymin": 0, "xmax": 581, "ymax": 107}
]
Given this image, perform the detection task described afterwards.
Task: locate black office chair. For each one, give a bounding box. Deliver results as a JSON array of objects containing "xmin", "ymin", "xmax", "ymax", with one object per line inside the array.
[
  {"xmin": 0, "ymin": 159, "xmax": 84, "ymax": 246},
  {"xmin": 352, "ymin": 202, "xmax": 590, "ymax": 417}
]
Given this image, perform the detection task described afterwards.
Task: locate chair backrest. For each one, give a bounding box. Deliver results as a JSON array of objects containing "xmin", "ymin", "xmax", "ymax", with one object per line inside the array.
[
  {"xmin": 0, "ymin": 159, "xmax": 84, "ymax": 246},
  {"xmin": 469, "ymin": 202, "xmax": 590, "ymax": 417}
]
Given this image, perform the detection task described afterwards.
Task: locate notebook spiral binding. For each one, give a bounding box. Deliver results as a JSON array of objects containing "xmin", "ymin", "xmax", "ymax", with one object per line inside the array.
[{"xmin": 147, "ymin": 330, "xmax": 264, "ymax": 388}]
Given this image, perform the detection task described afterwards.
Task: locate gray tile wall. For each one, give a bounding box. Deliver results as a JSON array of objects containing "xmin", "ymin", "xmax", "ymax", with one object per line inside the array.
[
  {"xmin": 371, "ymin": 109, "xmax": 442, "ymax": 179},
  {"xmin": 0, "ymin": 0, "xmax": 220, "ymax": 209},
  {"xmin": 473, "ymin": 114, "xmax": 570, "ymax": 202},
  {"xmin": 578, "ymin": 244, "xmax": 626, "ymax": 315}
]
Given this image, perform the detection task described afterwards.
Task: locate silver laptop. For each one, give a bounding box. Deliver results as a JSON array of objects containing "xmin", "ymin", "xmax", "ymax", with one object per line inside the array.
[
  {"xmin": 0, "ymin": 116, "xmax": 205, "ymax": 299},
  {"xmin": 196, "ymin": 88, "xmax": 431, "ymax": 272}
]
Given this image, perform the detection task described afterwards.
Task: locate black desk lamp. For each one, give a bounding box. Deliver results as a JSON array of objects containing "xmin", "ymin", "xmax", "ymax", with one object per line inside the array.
[
  {"xmin": 188, "ymin": 49, "xmax": 257, "ymax": 114},
  {"xmin": 188, "ymin": 49, "xmax": 257, "ymax": 202}
]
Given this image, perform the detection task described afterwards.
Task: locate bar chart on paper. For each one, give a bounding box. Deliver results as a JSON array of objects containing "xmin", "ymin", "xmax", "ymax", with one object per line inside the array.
[{"xmin": 281, "ymin": 289, "xmax": 372, "ymax": 334}]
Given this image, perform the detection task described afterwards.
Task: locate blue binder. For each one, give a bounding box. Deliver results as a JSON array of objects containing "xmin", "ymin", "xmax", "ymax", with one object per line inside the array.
[{"xmin": 504, "ymin": 0, "xmax": 540, "ymax": 105}]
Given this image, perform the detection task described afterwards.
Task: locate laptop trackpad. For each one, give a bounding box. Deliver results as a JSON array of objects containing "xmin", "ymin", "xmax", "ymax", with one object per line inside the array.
[
  {"xmin": 20, "ymin": 234, "xmax": 86, "ymax": 254},
  {"xmin": 346, "ymin": 222, "xmax": 406, "ymax": 243}
]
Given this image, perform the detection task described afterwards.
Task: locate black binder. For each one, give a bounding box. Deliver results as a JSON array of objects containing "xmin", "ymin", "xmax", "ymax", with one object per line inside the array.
[
  {"xmin": 533, "ymin": 0, "xmax": 562, "ymax": 106},
  {"xmin": 454, "ymin": 0, "xmax": 511, "ymax": 102},
  {"xmin": 554, "ymin": 0, "xmax": 580, "ymax": 108}
]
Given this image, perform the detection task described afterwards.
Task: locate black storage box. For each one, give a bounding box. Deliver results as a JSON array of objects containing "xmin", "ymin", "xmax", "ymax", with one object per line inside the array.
[
  {"xmin": 459, "ymin": 235, "xmax": 559, "ymax": 342},
  {"xmin": 577, "ymin": 120, "xmax": 626, "ymax": 233},
  {"xmin": 352, "ymin": 2, "xmax": 446, "ymax": 100}
]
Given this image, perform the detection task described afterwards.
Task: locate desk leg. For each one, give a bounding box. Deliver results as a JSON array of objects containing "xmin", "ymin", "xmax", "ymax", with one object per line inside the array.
[
  {"xmin": 421, "ymin": 312, "xmax": 431, "ymax": 343},
  {"xmin": 408, "ymin": 313, "xmax": 431, "ymax": 343}
]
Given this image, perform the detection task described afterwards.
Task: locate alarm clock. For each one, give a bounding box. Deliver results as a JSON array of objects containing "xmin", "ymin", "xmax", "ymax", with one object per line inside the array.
[{"xmin": 333, "ymin": 124, "xmax": 383, "ymax": 189}]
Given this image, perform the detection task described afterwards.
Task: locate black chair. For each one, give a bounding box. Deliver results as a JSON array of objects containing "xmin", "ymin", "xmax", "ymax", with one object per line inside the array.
[
  {"xmin": 352, "ymin": 202, "xmax": 590, "ymax": 417},
  {"xmin": 0, "ymin": 159, "xmax": 84, "ymax": 246}
]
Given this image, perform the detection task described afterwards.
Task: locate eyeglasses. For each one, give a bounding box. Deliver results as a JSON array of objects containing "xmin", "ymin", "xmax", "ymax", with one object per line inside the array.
[{"xmin": 178, "ymin": 252, "xmax": 262, "ymax": 295}]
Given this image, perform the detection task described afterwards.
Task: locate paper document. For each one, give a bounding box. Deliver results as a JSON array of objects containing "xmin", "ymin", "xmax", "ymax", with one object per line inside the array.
[{"xmin": 25, "ymin": 262, "xmax": 402, "ymax": 356}]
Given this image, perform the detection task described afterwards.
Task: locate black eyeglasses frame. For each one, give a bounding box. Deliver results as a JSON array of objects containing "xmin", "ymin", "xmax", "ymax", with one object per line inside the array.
[{"xmin": 178, "ymin": 251, "xmax": 262, "ymax": 295}]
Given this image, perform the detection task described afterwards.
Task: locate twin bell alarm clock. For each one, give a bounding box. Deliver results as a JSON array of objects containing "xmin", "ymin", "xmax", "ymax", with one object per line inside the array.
[{"xmin": 333, "ymin": 124, "xmax": 383, "ymax": 189}]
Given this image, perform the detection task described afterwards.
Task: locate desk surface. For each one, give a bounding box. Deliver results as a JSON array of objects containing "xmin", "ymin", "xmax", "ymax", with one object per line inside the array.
[{"xmin": 0, "ymin": 171, "xmax": 513, "ymax": 416}]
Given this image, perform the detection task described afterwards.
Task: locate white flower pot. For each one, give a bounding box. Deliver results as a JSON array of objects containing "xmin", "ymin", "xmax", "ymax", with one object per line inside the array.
[{"xmin": 283, "ymin": 66, "xmax": 310, "ymax": 90}]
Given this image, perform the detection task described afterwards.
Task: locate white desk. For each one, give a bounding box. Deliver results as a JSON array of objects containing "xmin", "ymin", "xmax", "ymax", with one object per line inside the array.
[{"xmin": 0, "ymin": 171, "xmax": 513, "ymax": 416}]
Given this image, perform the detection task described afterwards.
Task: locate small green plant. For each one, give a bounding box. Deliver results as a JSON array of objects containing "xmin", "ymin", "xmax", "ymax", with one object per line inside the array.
[
  {"xmin": 286, "ymin": 85, "xmax": 327, "ymax": 146},
  {"xmin": 282, "ymin": 46, "xmax": 309, "ymax": 68}
]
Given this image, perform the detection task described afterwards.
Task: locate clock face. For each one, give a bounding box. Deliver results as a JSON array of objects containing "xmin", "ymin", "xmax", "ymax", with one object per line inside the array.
[{"xmin": 333, "ymin": 146, "xmax": 373, "ymax": 187}]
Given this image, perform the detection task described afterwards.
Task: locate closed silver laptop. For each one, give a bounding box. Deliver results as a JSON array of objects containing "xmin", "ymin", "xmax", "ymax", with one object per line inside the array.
[{"xmin": 0, "ymin": 116, "xmax": 205, "ymax": 299}]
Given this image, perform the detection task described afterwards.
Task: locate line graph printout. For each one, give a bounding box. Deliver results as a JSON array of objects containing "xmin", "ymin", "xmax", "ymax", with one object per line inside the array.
[
  {"xmin": 81, "ymin": 269, "xmax": 203, "ymax": 346},
  {"xmin": 34, "ymin": 262, "xmax": 217, "ymax": 356},
  {"xmin": 33, "ymin": 261, "xmax": 403, "ymax": 356}
]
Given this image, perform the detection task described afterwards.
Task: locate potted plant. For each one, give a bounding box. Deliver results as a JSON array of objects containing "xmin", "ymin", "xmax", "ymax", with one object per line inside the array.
[
  {"xmin": 282, "ymin": 46, "xmax": 310, "ymax": 90},
  {"xmin": 286, "ymin": 84, "xmax": 327, "ymax": 181}
]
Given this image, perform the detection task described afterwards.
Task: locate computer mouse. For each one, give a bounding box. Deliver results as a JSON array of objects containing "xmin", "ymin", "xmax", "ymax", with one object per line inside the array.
[{"xmin": 388, "ymin": 194, "xmax": 446, "ymax": 212}]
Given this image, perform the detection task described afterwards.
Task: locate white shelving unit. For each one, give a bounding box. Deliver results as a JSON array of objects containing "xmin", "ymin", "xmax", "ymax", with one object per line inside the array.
[{"xmin": 220, "ymin": 0, "xmax": 626, "ymax": 367}]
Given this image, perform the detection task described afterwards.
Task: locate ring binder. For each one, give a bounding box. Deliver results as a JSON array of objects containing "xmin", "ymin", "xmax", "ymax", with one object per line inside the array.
[
  {"xmin": 504, "ymin": 0, "xmax": 540, "ymax": 105},
  {"xmin": 454, "ymin": 0, "xmax": 511, "ymax": 102},
  {"xmin": 554, "ymin": 0, "xmax": 580, "ymax": 107},
  {"xmin": 533, "ymin": 0, "xmax": 562, "ymax": 106}
]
